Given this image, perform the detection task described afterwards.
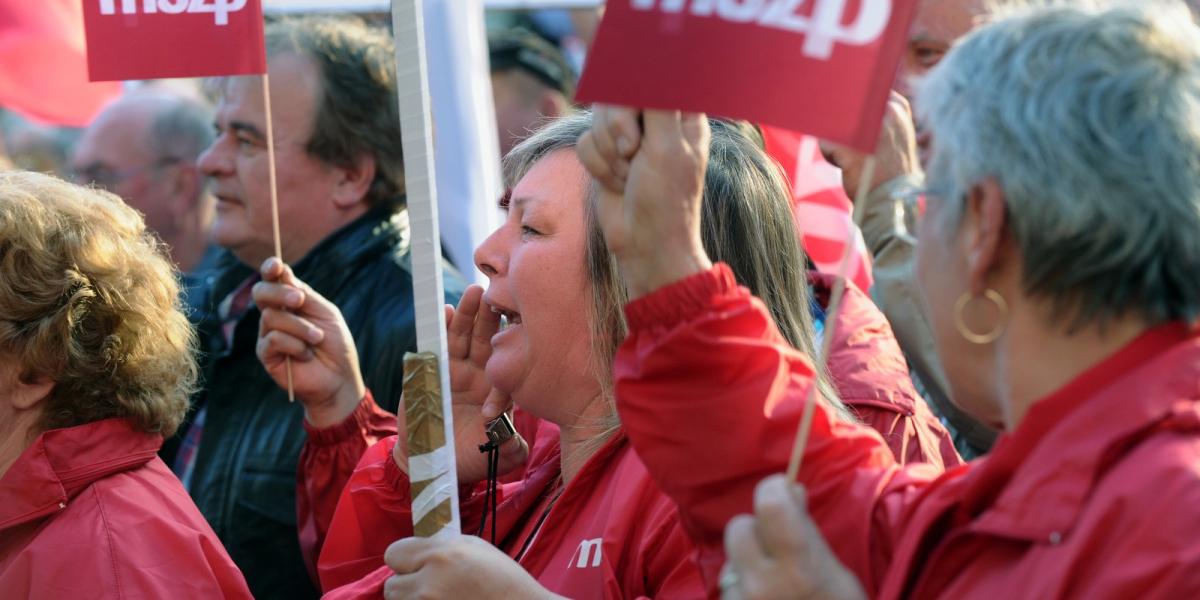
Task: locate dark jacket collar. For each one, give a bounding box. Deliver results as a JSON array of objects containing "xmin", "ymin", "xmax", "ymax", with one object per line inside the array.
[
  {"xmin": 0, "ymin": 418, "xmax": 161, "ymax": 530},
  {"xmin": 199, "ymin": 205, "xmax": 410, "ymax": 316}
]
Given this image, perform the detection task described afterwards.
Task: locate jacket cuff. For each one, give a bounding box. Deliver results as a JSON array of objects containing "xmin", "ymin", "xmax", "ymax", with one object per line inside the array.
[
  {"xmin": 625, "ymin": 263, "xmax": 738, "ymax": 332},
  {"xmin": 381, "ymin": 438, "xmax": 409, "ymax": 490},
  {"xmin": 304, "ymin": 390, "xmax": 383, "ymax": 446}
]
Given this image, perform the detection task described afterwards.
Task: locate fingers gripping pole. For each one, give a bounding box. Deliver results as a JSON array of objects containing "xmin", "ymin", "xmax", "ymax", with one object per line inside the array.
[
  {"xmin": 261, "ymin": 73, "xmax": 294, "ymax": 404},
  {"xmin": 786, "ymin": 157, "xmax": 877, "ymax": 481},
  {"xmin": 393, "ymin": 0, "xmax": 461, "ymax": 538}
]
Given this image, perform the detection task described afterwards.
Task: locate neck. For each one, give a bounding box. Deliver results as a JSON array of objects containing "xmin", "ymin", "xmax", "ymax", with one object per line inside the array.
[
  {"xmin": 0, "ymin": 410, "xmax": 41, "ymax": 481},
  {"xmin": 170, "ymin": 195, "xmax": 215, "ymax": 273},
  {"xmin": 998, "ymin": 308, "xmax": 1150, "ymax": 429},
  {"xmin": 555, "ymin": 393, "xmax": 615, "ymax": 484}
]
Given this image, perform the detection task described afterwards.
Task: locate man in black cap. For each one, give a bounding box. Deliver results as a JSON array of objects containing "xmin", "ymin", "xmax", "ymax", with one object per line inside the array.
[{"xmin": 489, "ymin": 28, "xmax": 575, "ymax": 157}]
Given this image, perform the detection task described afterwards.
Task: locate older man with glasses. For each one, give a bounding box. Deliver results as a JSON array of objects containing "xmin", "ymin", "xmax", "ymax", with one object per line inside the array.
[{"xmin": 72, "ymin": 89, "xmax": 219, "ymax": 276}]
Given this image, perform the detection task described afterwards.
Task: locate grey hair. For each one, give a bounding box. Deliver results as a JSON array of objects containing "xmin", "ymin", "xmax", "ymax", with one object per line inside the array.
[
  {"xmin": 503, "ymin": 112, "xmax": 852, "ymax": 431},
  {"xmin": 918, "ymin": 0, "xmax": 1200, "ymax": 329},
  {"xmin": 148, "ymin": 97, "xmax": 214, "ymax": 163}
]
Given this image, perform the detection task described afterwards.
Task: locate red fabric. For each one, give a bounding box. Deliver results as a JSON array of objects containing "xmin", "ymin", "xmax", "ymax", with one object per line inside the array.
[
  {"xmin": 314, "ymin": 417, "xmax": 706, "ymax": 599},
  {"xmin": 0, "ymin": 1, "xmax": 121, "ymax": 126},
  {"xmin": 616, "ymin": 264, "xmax": 1200, "ymax": 598},
  {"xmin": 296, "ymin": 394, "xmax": 546, "ymax": 583},
  {"xmin": 0, "ymin": 418, "xmax": 251, "ymax": 597},
  {"xmin": 762, "ymin": 125, "xmax": 873, "ymax": 292},
  {"xmin": 82, "ymin": 0, "xmax": 266, "ymax": 82},
  {"xmin": 297, "ymin": 390, "xmax": 398, "ymax": 585},
  {"xmin": 813, "ymin": 272, "xmax": 962, "ymax": 470}
]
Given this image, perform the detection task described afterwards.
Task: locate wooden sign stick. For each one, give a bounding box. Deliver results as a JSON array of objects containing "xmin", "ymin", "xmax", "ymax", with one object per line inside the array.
[
  {"xmin": 786, "ymin": 156, "xmax": 877, "ymax": 480},
  {"xmin": 261, "ymin": 73, "xmax": 294, "ymax": 404}
]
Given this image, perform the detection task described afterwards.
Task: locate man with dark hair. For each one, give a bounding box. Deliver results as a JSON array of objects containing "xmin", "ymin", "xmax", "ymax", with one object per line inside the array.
[
  {"xmin": 170, "ymin": 17, "xmax": 463, "ymax": 598},
  {"xmin": 489, "ymin": 28, "xmax": 575, "ymax": 157},
  {"xmin": 72, "ymin": 90, "xmax": 218, "ymax": 274}
]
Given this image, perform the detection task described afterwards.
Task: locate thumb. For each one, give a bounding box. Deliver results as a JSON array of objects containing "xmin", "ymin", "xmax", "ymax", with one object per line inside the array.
[{"xmin": 481, "ymin": 388, "xmax": 511, "ymax": 421}]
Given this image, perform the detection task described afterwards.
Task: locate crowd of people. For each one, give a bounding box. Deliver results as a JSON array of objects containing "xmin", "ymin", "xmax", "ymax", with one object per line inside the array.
[{"xmin": 1, "ymin": 1, "xmax": 1199, "ymax": 599}]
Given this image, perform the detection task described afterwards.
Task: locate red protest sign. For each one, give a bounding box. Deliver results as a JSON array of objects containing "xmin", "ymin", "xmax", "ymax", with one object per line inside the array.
[
  {"xmin": 576, "ymin": 0, "xmax": 918, "ymax": 152},
  {"xmin": 83, "ymin": 0, "xmax": 266, "ymax": 81}
]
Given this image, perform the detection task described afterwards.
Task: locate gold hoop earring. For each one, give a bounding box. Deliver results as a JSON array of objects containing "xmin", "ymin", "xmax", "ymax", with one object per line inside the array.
[{"xmin": 954, "ymin": 289, "xmax": 1008, "ymax": 345}]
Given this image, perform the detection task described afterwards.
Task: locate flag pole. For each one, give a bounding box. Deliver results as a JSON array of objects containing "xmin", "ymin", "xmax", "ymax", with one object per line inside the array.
[
  {"xmin": 786, "ymin": 156, "xmax": 877, "ymax": 480},
  {"xmin": 261, "ymin": 73, "xmax": 295, "ymax": 404},
  {"xmin": 391, "ymin": 0, "xmax": 462, "ymax": 539}
]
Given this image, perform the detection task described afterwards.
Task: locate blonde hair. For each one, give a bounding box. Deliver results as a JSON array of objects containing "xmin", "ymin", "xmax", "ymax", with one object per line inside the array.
[
  {"xmin": 0, "ymin": 171, "xmax": 196, "ymax": 436},
  {"xmin": 502, "ymin": 114, "xmax": 853, "ymax": 460}
]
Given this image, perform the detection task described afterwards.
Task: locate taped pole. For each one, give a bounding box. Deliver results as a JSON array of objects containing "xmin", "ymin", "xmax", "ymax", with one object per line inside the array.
[
  {"xmin": 261, "ymin": 73, "xmax": 295, "ymax": 404},
  {"xmin": 786, "ymin": 156, "xmax": 877, "ymax": 481},
  {"xmin": 391, "ymin": 0, "xmax": 462, "ymax": 538}
]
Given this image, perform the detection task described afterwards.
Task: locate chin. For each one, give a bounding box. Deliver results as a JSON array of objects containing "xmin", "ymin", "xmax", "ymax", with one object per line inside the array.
[{"xmin": 484, "ymin": 354, "xmax": 522, "ymax": 398}]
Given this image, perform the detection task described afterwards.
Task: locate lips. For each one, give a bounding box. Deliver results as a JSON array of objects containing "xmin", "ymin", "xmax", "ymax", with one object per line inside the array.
[
  {"xmin": 483, "ymin": 295, "xmax": 522, "ymax": 345},
  {"xmin": 214, "ymin": 191, "xmax": 243, "ymax": 206}
]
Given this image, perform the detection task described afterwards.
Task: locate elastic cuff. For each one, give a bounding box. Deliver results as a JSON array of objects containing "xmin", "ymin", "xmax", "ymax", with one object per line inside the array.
[
  {"xmin": 304, "ymin": 390, "xmax": 380, "ymax": 446},
  {"xmin": 381, "ymin": 438, "xmax": 408, "ymax": 489},
  {"xmin": 625, "ymin": 263, "xmax": 738, "ymax": 332}
]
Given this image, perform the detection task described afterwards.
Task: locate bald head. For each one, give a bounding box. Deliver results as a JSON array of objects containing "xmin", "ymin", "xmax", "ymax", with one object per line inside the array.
[{"xmin": 72, "ymin": 91, "xmax": 215, "ymax": 270}]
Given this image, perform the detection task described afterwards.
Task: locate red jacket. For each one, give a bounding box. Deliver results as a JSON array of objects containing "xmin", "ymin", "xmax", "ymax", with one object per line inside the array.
[
  {"xmin": 616, "ymin": 264, "xmax": 1200, "ymax": 598},
  {"xmin": 314, "ymin": 421, "xmax": 706, "ymax": 598},
  {"xmin": 294, "ymin": 283, "xmax": 958, "ymax": 594},
  {"xmin": 0, "ymin": 418, "xmax": 251, "ymax": 598},
  {"xmin": 811, "ymin": 272, "xmax": 961, "ymax": 470}
]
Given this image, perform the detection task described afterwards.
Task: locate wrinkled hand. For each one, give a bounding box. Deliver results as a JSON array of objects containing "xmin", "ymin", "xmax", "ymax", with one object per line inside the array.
[
  {"xmin": 383, "ymin": 535, "xmax": 563, "ymax": 600},
  {"xmin": 722, "ymin": 476, "xmax": 866, "ymax": 600},
  {"xmin": 391, "ymin": 285, "xmax": 528, "ymax": 485},
  {"xmin": 577, "ymin": 105, "xmax": 713, "ymax": 299},
  {"xmin": 254, "ymin": 258, "xmax": 365, "ymax": 429},
  {"xmin": 820, "ymin": 92, "xmax": 921, "ymax": 202}
]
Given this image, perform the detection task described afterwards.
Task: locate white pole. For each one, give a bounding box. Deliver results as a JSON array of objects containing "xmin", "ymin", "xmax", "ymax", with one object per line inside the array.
[{"xmin": 391, "ymin": 0, "xmax": 461, "ymax": 539}]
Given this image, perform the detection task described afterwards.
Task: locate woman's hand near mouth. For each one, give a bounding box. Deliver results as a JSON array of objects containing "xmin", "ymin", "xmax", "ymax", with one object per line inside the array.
[{"xmin": 391, "ymin": 285, "xmax": 530, "ymax": 485}]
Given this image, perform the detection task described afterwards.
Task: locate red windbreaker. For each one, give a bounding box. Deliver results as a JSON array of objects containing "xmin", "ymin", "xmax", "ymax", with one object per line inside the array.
[
  {"xmin": 295, "ymin": 280, "xmax": 958, "ymax": 594},
  {"xmin": 616, "ymin": 264, "xmax": 1200, "ymax": 598},
  {"xmin": 811, "ymin": 272, "xmax": 961, "ymax": 469},
  {"xmin": 0, "ymin": 418, "xmax": 252, "ymax": 598},
  {"xmin": 314, "ymin": 421, "xmax": 707, "ymax": 598}
]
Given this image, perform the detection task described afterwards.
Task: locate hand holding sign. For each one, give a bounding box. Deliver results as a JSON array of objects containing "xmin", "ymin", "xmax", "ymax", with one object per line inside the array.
[
  {"xmin": 578, "ymin": 0, "xmax": 918, "ymax": 151},
  {"xmin": 820, "ymin": 91, "xmax": 921, "ymax": 201},
  {"xmin": 578, "ymin": 107, "xmax": 714, "ymax": 299}
]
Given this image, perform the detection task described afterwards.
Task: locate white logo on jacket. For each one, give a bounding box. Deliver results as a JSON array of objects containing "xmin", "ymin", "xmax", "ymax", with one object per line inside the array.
[{"xmin": 571, "ymin": 539, "xmax": 604, "ymax": 568}]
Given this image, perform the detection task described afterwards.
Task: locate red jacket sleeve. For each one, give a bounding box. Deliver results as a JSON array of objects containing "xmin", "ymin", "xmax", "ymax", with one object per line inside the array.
[
  {"xmin": 614, "ymin": 264, "xmax": 940, "ymax": 597},
  {"xmin": 297, "ymin": 390, "xmax": 398, "ymax": 584},
  {"xmin": 315, "ymin": 436, "xmax": 412, "ymax": 593}
]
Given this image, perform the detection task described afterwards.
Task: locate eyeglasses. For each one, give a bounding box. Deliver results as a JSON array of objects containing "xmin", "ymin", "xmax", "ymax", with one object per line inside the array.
[{"xmin": 73, "ymin": 156, "xmax": 184, "ymax": 189}]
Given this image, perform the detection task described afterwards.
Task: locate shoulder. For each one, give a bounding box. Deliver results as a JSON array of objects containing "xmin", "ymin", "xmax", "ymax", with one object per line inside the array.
[
  {"xmin": 1077, "ymin": 429, "xmax": 1200, "ymax": 557},
  {"xmin": 1062, "ymin": 431, "xmax": 1200, "ymax": 596},
  {"xmin": 31, "ymin": 460, "xmax": 250, "ymax": 597}
]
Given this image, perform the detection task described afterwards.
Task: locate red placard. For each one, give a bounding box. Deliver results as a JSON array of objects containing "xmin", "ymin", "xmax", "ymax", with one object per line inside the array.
[
  {"xmin": 83, "ymin": 0, "xmax": 266, "ymax": 81},
  {"xmin": 576, "ymin": 0, "xmax": 918, "ymax": 152},
  {"xmin": 0, "ymin": 1, "xmax": 121, "ymax": 126}
]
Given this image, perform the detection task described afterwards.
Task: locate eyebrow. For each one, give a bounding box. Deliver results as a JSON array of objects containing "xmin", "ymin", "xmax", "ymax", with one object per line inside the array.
[{"xmin": 227, "ymin": 120, "xmax": 266, "ymax": 141}]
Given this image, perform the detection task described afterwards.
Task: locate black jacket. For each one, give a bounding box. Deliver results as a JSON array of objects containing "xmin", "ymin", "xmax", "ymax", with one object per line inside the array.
[{"xmin": 163, "ymin": 207, "xmax": 465, "ymax": 599}]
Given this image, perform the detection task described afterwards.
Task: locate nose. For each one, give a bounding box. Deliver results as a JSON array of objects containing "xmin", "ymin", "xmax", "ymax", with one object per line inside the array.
[
  {"xmin": 474, "ymin": 226, "xmax": 508, "ymax": 280},
  {"xmin": 196, "ymin": 135, "xmax": 232, "ymax": 179}
]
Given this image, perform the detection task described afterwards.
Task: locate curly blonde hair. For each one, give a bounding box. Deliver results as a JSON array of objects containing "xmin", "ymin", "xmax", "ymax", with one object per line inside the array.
[{"xmin": 0, "ymin": 172, "xmax": 196, "ymax": 437}]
